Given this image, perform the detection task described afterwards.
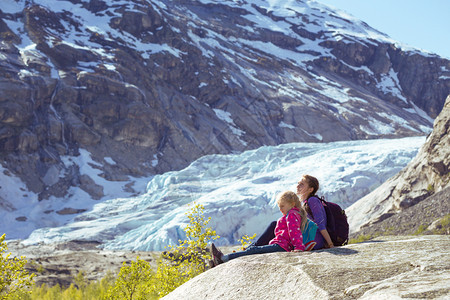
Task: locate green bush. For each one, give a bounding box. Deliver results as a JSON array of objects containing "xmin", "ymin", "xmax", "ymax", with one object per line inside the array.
[
  {"xmin": 104, "ymin": 202, "xmax": 219, "ymax": 299},
  {"xmin": 105, "ymin": 258, "xmax": 155, "ymax": 300},
  {"xmin": 439, "ymin": 214, "xmax": 450, "ymax": 230},
  {"xmin": 430, "ymin": 214, "xmax": 450, "ymax": 235},
  {"xmin": 0, "ymin": 234, "xmax": 35, "ymax": 299},
  {"xmin": 26, "ymin": 273, "xmax": 115, "ymax": 300},
  {"xmin": 153, "ymin": 203, "xmax": 219, "ymax": 298}
]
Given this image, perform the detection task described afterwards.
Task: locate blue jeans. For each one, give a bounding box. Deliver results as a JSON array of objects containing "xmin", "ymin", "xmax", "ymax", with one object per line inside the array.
[{"xmin": 223, "ymin": 243, "xmax": 285, "ymax": 262}]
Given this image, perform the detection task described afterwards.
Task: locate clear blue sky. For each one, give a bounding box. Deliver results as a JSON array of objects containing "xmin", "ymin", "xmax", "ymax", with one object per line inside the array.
[{"xmin": 318, "ymin": 0, "xmax": 450, "ymax": 59}]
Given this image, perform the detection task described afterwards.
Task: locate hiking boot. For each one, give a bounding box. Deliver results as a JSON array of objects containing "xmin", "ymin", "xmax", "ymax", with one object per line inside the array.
[
  {"xmin": 208, "ymin": 259, "xmax": 216, "ymax": 268},
  {"xmin": 210, "ymin": 243, "xmax": 224, "ymax": 265}
]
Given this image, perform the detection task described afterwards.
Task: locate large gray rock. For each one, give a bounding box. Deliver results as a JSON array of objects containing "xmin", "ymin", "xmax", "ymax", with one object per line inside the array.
[
  {"xmin": 351, "ymin": 186, "xmax": 450, "ymax": 238},
  {"xmin": 163, "ymin": 235, "xmax": 450, "ymax": 300},
  {"xmin": 347, "ymin": 95, "xmax": 450, "ymax": 233}
]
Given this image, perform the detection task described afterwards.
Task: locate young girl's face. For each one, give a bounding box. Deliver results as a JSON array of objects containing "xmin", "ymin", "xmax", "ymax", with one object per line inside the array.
[{"xmin": 278, "ymin": 200, "xmax": 295, "ymax": 215}]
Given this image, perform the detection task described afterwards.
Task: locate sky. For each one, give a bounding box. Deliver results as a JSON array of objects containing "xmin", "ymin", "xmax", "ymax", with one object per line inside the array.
[{"xmin": 318, "ymin": 0, "xmax": 450, "ymax": 59}]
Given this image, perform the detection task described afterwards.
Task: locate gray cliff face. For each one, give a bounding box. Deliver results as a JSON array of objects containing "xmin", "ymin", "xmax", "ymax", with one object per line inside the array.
[
  {"xmin": 0, "ymin": 0, "xmax": 449, "ymax": 203},
  {"xmin": 347, "ymin": 95, "xmax": 450, "ymax": 232}
]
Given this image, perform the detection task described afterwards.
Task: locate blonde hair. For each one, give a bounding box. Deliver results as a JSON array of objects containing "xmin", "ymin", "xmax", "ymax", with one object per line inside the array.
[{"xmin": 277, "ymin": 191, "xmax": 308, "ymax": 231}]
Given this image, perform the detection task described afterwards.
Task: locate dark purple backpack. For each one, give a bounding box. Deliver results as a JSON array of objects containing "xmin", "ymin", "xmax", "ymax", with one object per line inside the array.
[{"xmin": 306, "ymin": 196, "xmax": 349, "ymax": 246}]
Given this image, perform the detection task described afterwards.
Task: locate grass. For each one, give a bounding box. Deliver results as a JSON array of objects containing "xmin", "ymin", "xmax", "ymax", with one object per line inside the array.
[
  {"xmin": 413, "ymin": 214, "xmax": 450, "ymax": 235},
  {"xmin": 433, "ymin": 214, "xmax": 450, "ymax": 234},
  {"xmin": 348, "ymin": 234, "xmax": 374, "ymax": 244},
  {"xmin": 413, "ymin": 224, "xmax": 427, "ymax": 235}
]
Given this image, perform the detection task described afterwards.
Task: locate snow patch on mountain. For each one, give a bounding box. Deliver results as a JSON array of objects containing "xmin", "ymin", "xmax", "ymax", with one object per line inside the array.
[{"xmin": 0, "ymin": 150, "xmax": 151, "ymax": 240}]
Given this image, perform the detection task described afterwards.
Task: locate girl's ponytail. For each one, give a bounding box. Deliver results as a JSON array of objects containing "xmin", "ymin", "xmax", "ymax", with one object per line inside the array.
[{"xmin": 297, "ymin": 205, "xmax": 308, "ymax": 232}]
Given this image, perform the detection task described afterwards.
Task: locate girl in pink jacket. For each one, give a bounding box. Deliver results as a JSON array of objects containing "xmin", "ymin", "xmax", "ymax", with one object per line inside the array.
[{"xmin": 210, "ymin": 191, "xmax": 316, "ymax": 267}]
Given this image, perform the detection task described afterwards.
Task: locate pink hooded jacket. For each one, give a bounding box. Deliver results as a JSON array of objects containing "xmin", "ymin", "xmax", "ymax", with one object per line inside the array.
[{"xmin": 269, "ymin": 207, "xmax": 305, "ymax": 251}]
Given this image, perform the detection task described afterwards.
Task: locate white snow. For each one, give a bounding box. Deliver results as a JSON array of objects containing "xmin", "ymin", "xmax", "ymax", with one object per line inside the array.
[
  {"xmin": 279, "ymin": 121, "xmax": 295, "ymax": 129},
  {"xmin": 6, "ymin": 136, "xmax": 425, "ymax": 251},
  {"xmin": 404, "ymin": 102, "xmax": 435, "ymax": 126},
  {"xmin": 0, "ymin": 149, "xmax": 151, "ymax": 240},
  {"xmin": 213, "ymin": 108, "xmax": 247, "ymax": 143},
  {"xmin": 1, "ymin": 0, "xmax": 23, "ymax": 13},
  {"xmin": 104, "ymin": 157, "xmax": 116, "ymax": 165},
  {"xmin": 151, "ymin": 154, "xmax": 159, "ymax": 167},
  {"xmin": 377, "ymin": 69, "xmax": 408, "ymax": 103},
  {"xmin": 360, "ymin": 116, "xmax": 395, "ymax": 135}
]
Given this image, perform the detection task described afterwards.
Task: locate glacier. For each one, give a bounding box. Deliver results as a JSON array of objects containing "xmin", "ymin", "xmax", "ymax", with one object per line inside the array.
[{"xmin": 22, "ymin": 136, "xmax": 425, "ymax": 251}]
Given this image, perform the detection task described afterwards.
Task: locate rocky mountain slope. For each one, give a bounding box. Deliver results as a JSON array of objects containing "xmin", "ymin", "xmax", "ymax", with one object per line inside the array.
[
  {"xmin": 1, "ymin": 0, "xmax": 449, "ymax": 208},
  {"xmin": 350, "ymin": 186, "xmax": 449, "ymax": 238},
  {"xmin": 347, "ymin": 95, "xmax": 450, "ymax": 233}
]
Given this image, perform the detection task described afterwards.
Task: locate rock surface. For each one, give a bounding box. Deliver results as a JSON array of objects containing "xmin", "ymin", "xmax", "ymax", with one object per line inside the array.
[
  {"xmin": 347, "ymin": 95, "xmax": 450, "ymax": 233},
  {"xmin": 163, "ymin": 235, "xmax": 449, "ymax": 300},
  {"xmin": 351, "ymin": 186, "xmax": 450, "ymax": 238}
]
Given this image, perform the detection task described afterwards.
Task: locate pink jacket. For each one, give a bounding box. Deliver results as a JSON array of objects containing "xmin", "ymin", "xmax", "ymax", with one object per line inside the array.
[{"xmin": 269, "ymin": 207, "xmax": 305, "ymax": 251}]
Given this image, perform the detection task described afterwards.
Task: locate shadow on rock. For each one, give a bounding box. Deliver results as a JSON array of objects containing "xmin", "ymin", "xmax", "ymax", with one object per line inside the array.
[{"xmin": 318, "ymin": 247, "xmax": 358, "ymax": 255}]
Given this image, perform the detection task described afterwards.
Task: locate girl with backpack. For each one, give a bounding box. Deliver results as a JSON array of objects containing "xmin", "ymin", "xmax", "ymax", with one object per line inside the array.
[
  {"xmin": 209, "ymin": 191, "xmax": 316, "ymax": 267},
  {"xmin": 298, "ymin": 175, "xmax": 334, "ymax": 249},
  {"xmin": 251, "ymin": 175, "xmax": 334, "ymax": 250}
]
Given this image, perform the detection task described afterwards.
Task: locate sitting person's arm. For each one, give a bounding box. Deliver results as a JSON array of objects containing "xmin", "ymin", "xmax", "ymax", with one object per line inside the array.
[
  {"xmin": 319, "ymin": 229, "xmax": 334, "ymax": 248},
  {"xmin": 308, "ymin": 197, "xmax": 334, "ymax": 248}
]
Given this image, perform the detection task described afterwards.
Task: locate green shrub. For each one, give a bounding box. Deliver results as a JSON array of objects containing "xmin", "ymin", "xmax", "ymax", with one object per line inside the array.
[
  {"xmin": 105, "ymin": 258, "xmax": 155, "ymax": 300},
  {"xmin": 0, "ymin": 234, "xmax": 35, "ymax": 299},
  {"xmin": 383, "ymin": 226, "xmax": 395, "ymax": 235},
  {"xmin": 153, "ymin": 203, "xmax": 219, "ymax": 298},
  {"xmin": 439, "ymin": 214, "xmax": 450, "ymax": 227},
  {"xmin": 26, "ymin": 273, "xmax": 115, "ymax": 300}
]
